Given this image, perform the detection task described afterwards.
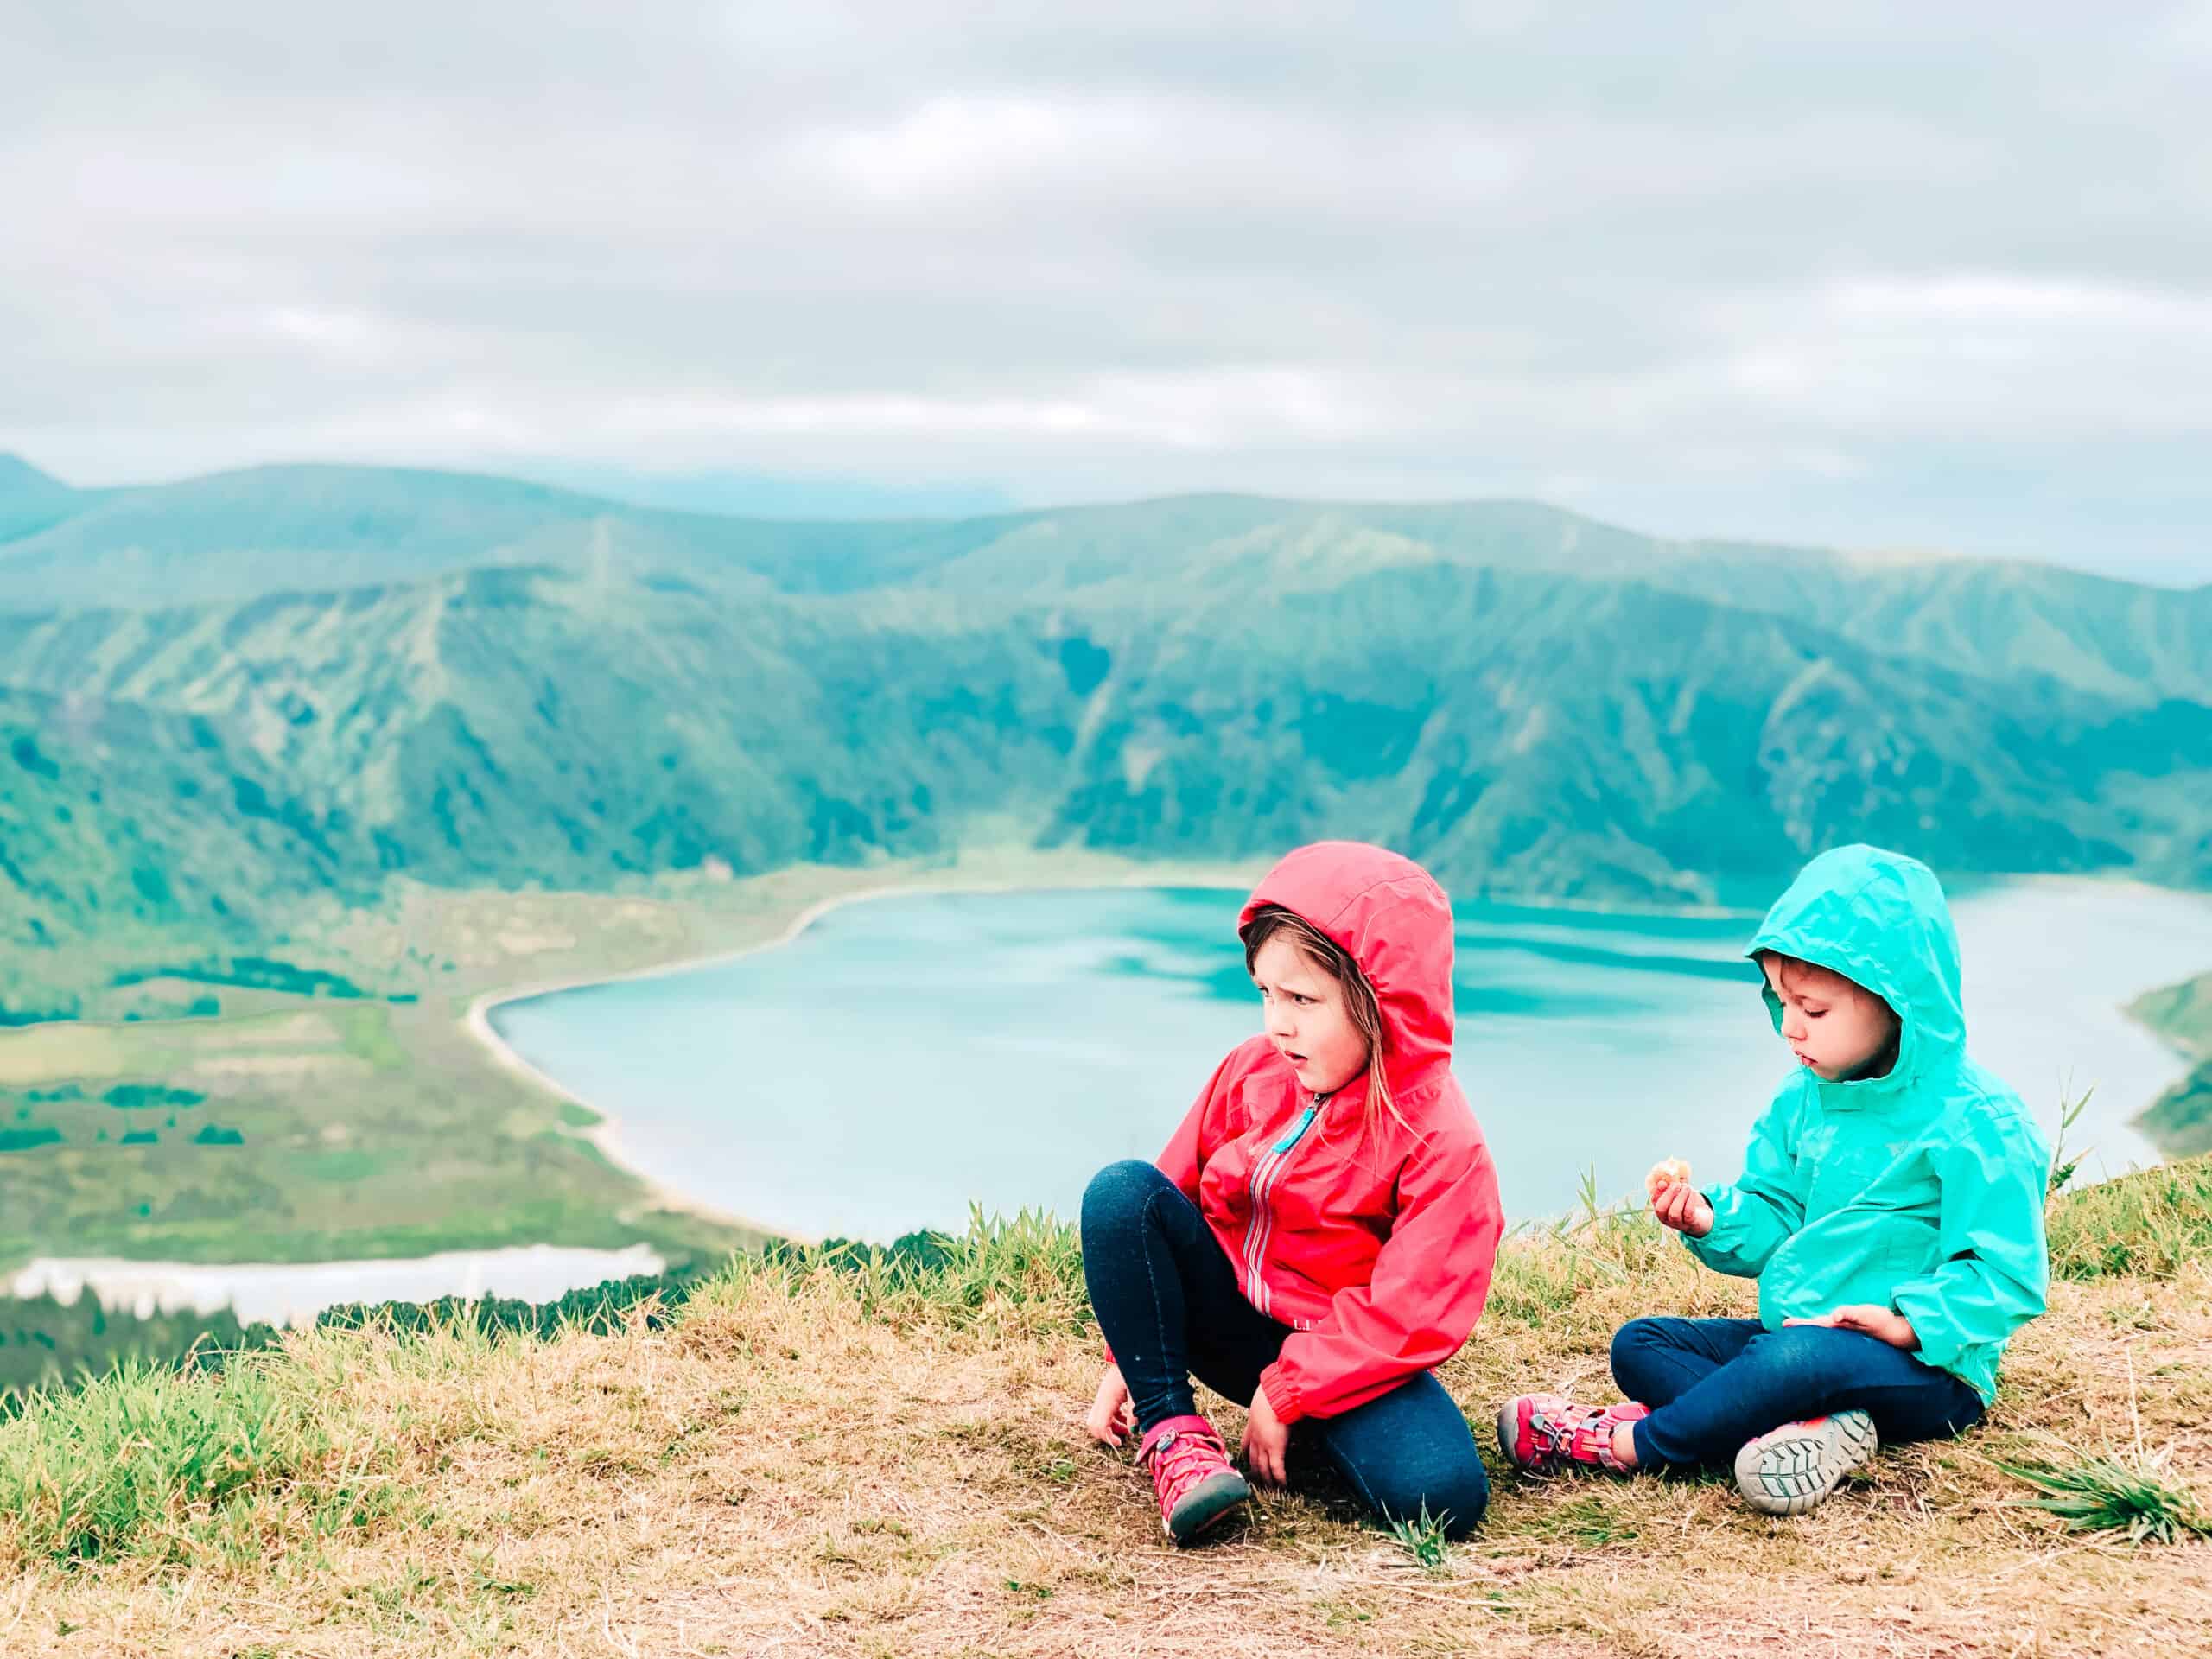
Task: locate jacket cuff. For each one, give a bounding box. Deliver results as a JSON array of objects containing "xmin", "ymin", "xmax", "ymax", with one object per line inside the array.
[
  {"xmin": 1888, "ymin": 1282, "xmax": 1957, "ymax": 1371},
  {"xmin": 1681, "ymin": 1197, "xmax": 1729, "ymax": 1268},
  {"xmin": 1682, "ymin": 1186, "xmax": 1759, "ymax": 1274},
  {"xmin": 1258, "ymin": 1361, "xmax": 1306, "ymax": 1426}
]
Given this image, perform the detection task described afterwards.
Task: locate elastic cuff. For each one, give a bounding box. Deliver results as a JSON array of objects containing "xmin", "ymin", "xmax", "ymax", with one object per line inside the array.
[
  {"xmin": 1258, "ymin": 1363, "xmax": 1306, "ymax": 1426},
  {"xmin": 1888, "ymin": 1288, "xmax": 1955, "ymax": 1372},
  {"xmin": 1629, "ymin": 1414, "xmax": 1663, "ymax": 1471}
]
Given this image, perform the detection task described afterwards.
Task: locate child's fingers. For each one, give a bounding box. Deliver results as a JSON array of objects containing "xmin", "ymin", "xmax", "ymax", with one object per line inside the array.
[
  {"xmin": 1243, "ymin": 1421, "xmax": 1286, "ymax": 1485},
  {"xmin": 1830, "ymin": 1306, "xmax": 1891, "ymax": 1335}
]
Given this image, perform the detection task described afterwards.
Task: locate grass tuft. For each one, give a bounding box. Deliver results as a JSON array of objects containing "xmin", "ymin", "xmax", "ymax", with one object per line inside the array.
[
  {"xmin": 1994, "ymin": 1441, "xmax": 2212, "ymax": 1546},
  {"xmin": 734, "ymin": 1205, "xmax": 1090, "ymax": 1338},
  {"xmin": 1385, "ymin": 1503, "xmax": 1454, "ymax": 1572},
  {"xmin": 0, "ymin": 1350, "xmax": 410, "ymax": 1568},
  {"xmin": 2045, "ymin": 1154, "xmax": 2212, "ymax": 1281}
]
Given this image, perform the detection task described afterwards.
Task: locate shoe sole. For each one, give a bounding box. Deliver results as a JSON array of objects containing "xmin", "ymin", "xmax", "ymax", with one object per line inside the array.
[
  {"xmin": 1495, "ymin": 1400, "xmax": 1533, "ymax": 1471},
  {"xmin": 1734, "ymin": 1410, "xmax": 1878, "ymax": 1516},
  {"xmin": 1166, "ymin": 1470, "xmax": 1252, "ymax": 1544}
]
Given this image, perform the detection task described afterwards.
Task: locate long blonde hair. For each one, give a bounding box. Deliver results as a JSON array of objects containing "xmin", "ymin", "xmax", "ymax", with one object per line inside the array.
[{"xmin": 1240, "ymin": 905, "xmax": 1411, "ymax": 1139}]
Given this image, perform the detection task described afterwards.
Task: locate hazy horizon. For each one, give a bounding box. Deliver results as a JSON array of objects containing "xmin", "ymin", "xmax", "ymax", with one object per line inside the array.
[{"xmin": 6, "ymin": 447, "xmax": 2207, "ymax": 589}]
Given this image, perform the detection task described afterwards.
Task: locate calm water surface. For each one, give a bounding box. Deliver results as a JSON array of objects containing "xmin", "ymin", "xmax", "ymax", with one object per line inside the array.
[{"xmin": 491, "ymin": 882, "xmax": 2211, "ymax": 1239}]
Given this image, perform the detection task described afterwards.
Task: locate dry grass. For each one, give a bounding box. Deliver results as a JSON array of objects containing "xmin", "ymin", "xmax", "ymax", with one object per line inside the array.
[{"xmin": 3, "ymin": 1177, "xmax": 2209, "ymax": 1658}]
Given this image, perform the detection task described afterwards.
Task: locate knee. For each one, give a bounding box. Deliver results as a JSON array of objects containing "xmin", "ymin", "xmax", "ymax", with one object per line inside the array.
[
  {"xmin": 1369, "ymin": 1447, "xmax": 1491, "ymax": 1541},
  {"xmin": 1081, "ymin": 1159, "xmax": 1166, "ymax": 1230},
  {"xmin": 1610, "ymin": 1318, "xmax": 1666, "ymax": 1387},
  {"xmin": 1738, "ymin": 1322, "xmax": 1840, "ymax": 1385}
]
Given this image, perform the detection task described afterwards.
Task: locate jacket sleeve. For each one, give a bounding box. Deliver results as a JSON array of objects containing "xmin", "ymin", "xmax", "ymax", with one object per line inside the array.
[
  {"xmin": 1257, "ymin": 1128, "xmax": 1502, "ymax": 1424},
  {"xmin": 1888, "ymin": 1107, "xmax": 2050, "ymax": 1382},
  {"xmin": 1155, "ymin": 1047, "xmax": 1240, "ymax": 1206},
  {"xmin": 1686, "ymin": 1078, "xmax": 1808, "ymax": 1278}
]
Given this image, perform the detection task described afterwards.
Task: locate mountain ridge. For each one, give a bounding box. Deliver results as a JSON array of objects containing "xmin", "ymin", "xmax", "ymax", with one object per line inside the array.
[{"xmin": 2, "ymin": 462, "xmax": 2207, "ymax": 1005}]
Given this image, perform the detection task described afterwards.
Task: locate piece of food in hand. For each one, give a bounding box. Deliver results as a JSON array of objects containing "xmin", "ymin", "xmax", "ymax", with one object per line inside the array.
[{"xmin": 1645, "ymin": 1157, "xmax": 1693, "ymax": 1199}]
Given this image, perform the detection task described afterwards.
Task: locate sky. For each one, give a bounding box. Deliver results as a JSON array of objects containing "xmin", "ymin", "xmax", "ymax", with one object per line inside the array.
[{"xmin": 4, "ymin": 2, "xmax": 2210, "ymax": 579}]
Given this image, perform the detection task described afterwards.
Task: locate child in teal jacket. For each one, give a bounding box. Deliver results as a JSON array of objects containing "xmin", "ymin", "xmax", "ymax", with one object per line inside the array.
[{"xmin": 1498, "ymin": 845, "xmax": 2050, "ymax": 1516}]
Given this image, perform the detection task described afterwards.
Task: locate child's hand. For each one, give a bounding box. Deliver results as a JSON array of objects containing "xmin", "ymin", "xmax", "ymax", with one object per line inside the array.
[
  {"xmin": 1087, "ymin": 1364, "xmax": 1136, "ymax": 1447},
  {"xmin": 1784, "ymin": 1306, "xmax": 1920, "ymax": 1351},
  {"xmin": 1244, "ymin": 1385, "xmax": 1291, "ymax": 1486},
  {"xmin": 1649, "ymin": 1179, "xmax": 1713, "ymax": 1238}
]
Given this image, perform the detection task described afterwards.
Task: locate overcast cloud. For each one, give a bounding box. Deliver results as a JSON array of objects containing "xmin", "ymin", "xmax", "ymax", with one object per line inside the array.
[{"xmin": 3, "ymin": 2, "xmax": 2209, "ymax": 577}]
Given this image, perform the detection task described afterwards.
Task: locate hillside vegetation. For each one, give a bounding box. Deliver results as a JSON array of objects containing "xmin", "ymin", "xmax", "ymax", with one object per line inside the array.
[
  {"xmin": 2133, "ymin": 970, "xmax": 2212, "ymax": 1155},
  {"xmin": 1, "ymin": 1161, "xmax": 2207, "ymax": 1657},
  {"xmin": 0, "ymin": 850, "xmax": 1252, "ymax": 1271},
  {"xmin": 4, "ymin": 461, "xmax": 2210, "ymax": 1017}
]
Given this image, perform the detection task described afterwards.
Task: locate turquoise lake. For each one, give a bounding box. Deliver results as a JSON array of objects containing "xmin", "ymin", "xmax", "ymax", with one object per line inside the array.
[{"xmin": 490, "ymin": 881, "xmax": 2211, "ymax": 1241}]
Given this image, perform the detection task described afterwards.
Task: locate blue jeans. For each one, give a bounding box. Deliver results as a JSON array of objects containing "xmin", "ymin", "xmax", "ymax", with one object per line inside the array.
[
  {"xmin": 1611, "ymin": 1316, "xmax": 1986, "ymax": 1471},
  {"xmin": 1079, "ymin": 1158, "xmax": 1488, "ymax": 1537}
]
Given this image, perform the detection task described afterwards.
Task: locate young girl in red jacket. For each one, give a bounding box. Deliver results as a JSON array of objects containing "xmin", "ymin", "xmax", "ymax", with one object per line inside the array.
[{"xmin": 1082, "ymin": 842, "xmax": 1504, "ymax": 1544}]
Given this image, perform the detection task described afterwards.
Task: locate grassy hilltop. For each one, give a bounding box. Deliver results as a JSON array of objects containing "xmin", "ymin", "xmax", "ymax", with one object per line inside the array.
[{"xmin": 2, "ymin": 1161, "xmax": 2207, "ymax": 1657}]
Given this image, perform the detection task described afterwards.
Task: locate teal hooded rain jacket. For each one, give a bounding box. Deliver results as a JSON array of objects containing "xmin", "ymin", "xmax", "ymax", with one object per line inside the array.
[{"xmin": 1688, "ymin": 845, "xmax": 2050, "ymax": 1402}]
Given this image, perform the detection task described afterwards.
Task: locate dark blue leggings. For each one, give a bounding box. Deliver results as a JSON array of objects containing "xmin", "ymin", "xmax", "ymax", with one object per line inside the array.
[
  {"xmin": 1611, "ymin": 1316, "xmax": 1986, "ymax": 1471},
  {"xmin": 1080, "ymin": 1158, "xmax": 1489, "ymax": 1537}
]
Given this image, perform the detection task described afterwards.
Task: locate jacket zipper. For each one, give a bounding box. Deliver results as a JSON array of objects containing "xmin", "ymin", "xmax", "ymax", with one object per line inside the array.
[{"xmin": 1243, "ymin": 1091, "xmax": 1325, "ymax": 1316}]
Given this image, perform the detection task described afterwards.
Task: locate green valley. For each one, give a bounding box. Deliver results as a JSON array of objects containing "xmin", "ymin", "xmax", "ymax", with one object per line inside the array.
[
  {"xmin": 3, "ymin": 455, "xmax": 2209, "ymax": 1270},
  {"xmin": 5, "ymin": 463, "xmax": 2209, "ymax": 986}
]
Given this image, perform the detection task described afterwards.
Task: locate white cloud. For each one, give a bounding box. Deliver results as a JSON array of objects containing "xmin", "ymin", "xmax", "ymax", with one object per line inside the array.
[
  {"xmin": 1828, "ymin": 275, "xmax": 2212, "ymax": 331},
  {"xmin": 1, "ymin": 2, "xmax": 2209, "ymax": 577}
]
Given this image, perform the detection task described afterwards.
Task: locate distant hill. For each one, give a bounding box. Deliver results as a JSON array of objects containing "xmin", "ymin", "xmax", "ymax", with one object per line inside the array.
[
  {"xmin": 2133, "ymin": 972, "xmax": 2212, "ymax": 1155},
  {"xmin": 8, "ymin": 470, "xmax": 2203, "ymax": 695},
  {"xmin": 2, "ymin": 464, "xmax": 2209, "ymax": 985},
  {"xmin": 0, "ymin": 454, "xmax": 96, "ymax": 544},
  {"xmin": 0, "ymin": 462, "xmax": 902, "ymax": 607}
]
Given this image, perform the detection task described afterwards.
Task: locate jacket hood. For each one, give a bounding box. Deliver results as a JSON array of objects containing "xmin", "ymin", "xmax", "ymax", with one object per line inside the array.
[
  {"xmin": 1747, "ymin": 844, "xmax": 1966, "ymax": 1086},
  {"xmin": 1239, "ymin": 841, "xmax": 1455, "ymax": 1088}
]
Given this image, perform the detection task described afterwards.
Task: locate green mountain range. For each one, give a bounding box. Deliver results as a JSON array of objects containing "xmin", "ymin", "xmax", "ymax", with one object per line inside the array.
[{"xmin": 3, "ymin": 456, "xmax": 2209, "ymax": 1001}]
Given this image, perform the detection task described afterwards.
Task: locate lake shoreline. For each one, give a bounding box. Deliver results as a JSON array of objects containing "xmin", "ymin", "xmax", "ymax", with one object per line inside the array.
[
  {"xmin": 471, "ymin": 870, "xmax": 2212, "ymax": 1236},
  {"xmin": 9, "ymin": 1243, "xmax": 670, "ymax": 1328},
  {"xmin": 461, "ymin": 867, "xmax": 1267, "ymax": 1244}
]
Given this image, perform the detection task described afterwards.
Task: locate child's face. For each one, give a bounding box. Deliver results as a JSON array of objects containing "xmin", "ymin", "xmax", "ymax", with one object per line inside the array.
[
  {"xmin": 1761, "ymin": 957, "xmax": 1897, "ymax": 1080},
  {"xmin": 1250, "ymin": 936, "xmax": 1370, "ymax": 1097}
]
